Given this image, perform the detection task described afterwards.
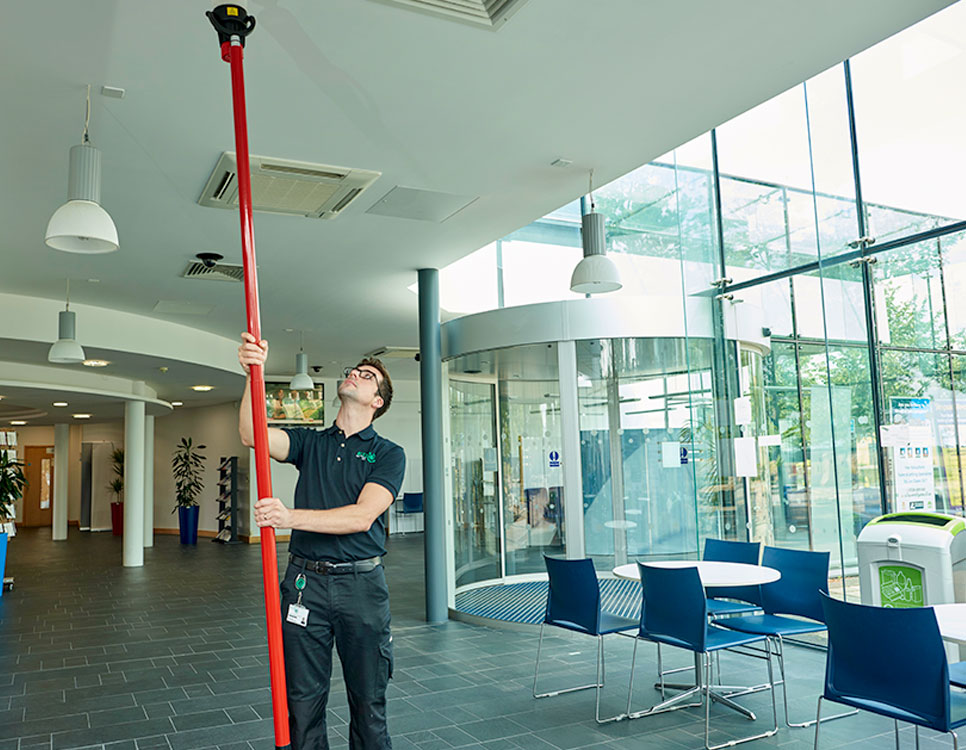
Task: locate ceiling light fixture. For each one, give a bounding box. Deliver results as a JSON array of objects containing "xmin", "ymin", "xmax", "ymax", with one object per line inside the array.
[
  {"xmin": 48, "ymin": 279, "xmax": 86, "ymax": 364},
  {"xmin": 72, "ymin": 414, "xmax": 92, "ymax": 419},
  {"xmin": 82, "ymin": 359, "xmax": 110, "ymax": 367},
  {"xmin": 289, "ymin": 330, "xmax": 314, "ymax": 391},
  {"xmin": 45, "ymin": 85, "xmax": 119, "ymax": 254},
  {"xmin": 171, "ymin": 401, "xmax": 183, "ymax": 407},
  {"xmin": 10, "ymin": 421, "xmax": 26, "ymax": 426},
  {"xmin": 52, "ymin": 402, "xmax": 69, "ymax": 407},
  {"xmin": 191, "ymin": 385, "xmax": 214, "ymax": 392},
  {"xmin": 570, "ymin": 169, "xmax": 622, "ymax": 295}
]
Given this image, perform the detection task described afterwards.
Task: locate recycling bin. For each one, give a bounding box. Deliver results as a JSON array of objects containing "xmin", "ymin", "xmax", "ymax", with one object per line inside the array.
[{"xmin": 857, "ymin": 511, "xmax": 966, "ymax": 609}]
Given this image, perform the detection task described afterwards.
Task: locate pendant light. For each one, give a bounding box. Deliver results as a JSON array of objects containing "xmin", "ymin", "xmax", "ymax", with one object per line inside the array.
[
  {"xmin": 48, "ymin": 280, "xmax": 86, "ymax": 364},
  {"xmin": 570, "ymin": 169, "xmax": 621, "ymax": 294},
  {"xmin": 289, "ymin": 331, "xmax": 314, "ymax": 390},
  {"xmin": 45, "ymin": 85, "xmax": 119, "ymax": 254}
]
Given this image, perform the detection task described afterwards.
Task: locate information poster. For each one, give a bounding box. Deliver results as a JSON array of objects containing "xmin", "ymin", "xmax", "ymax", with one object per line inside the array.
[{"xmin": 889, "ymin": 397, "xmax": 936, "ymax": 512}]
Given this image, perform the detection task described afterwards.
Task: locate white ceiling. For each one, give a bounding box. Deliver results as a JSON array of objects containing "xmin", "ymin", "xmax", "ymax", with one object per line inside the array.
[{"xmin": 0, "ymin": 0, "xmax": 953, "ymax": 421}]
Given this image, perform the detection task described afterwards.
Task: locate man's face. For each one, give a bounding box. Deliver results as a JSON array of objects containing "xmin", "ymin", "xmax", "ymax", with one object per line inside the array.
[{"xmin": 338, "ymin": 365, "xmax": 383, "ymax": 412}]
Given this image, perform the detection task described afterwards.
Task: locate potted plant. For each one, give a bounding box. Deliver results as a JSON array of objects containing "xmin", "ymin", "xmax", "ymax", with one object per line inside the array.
[
  {"xmin": 0, "ymin": 450, "xmax": 26, "ymax": 596},
  {"xmin": 172, "ymin": 437, "xmax": 206, "ymax": 544},
  {"xmin": 108, "ymin": 447, "xmax": 124, "ymax": 536}
]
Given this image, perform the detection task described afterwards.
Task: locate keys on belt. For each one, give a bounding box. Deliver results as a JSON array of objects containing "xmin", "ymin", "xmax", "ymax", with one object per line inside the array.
[{"xmin": 289, "ymin": 554, "xmax": 381, "ymax": 574}]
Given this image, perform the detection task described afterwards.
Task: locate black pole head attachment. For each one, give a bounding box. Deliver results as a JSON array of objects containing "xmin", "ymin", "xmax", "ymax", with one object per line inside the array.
[{"xmin": 206, "ymin": 4, "xmax": 256, "ymax": 47}]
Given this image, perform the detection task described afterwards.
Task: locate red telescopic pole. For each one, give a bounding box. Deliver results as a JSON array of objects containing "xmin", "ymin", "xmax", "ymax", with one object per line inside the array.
[{"xmin": 206, "ymin": 7, "xmax": 290, "ymax": 749}]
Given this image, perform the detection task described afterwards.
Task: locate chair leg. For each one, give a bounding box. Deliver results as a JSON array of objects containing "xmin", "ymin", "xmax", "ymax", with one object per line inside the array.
[
  {"xmin": 626, "ymin": 636, "xmax": 639, "ymax": 716},
  {"xmin": 533, "ymin": 623, "xmax": 604, "ymax": 700},
  {"xmin": 704, "ymin": 643, "xmax": 779, "ymax": 750},
  {"xmin": 813, "ymin": 697, "xmax": 824, "ymax": 750},
  {"xmin": 775, "ymin": 635, "xmax": 857, "ymax": 728},
  {"xmin": 916, "ymin": 725, "xmax": 920, "ymax": 750},
  {"xmin": 895, "ymin": 720, "xmax": 901, "ymax": 750},
  {"xmin": 951, "ymin": 729, "xmax": 959, "ymax": 750}
]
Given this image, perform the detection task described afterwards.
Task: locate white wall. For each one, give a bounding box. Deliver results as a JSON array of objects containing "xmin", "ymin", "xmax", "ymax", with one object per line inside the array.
[{"xmin": 153, "ymin": 401, "xmax": 249, "ymax": 533}]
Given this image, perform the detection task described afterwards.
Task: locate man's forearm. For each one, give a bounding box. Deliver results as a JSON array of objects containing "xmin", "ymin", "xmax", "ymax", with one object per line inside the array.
[
  {"xmin": 288, "ymin": 505, "xmax": 375, "ymax": 535},
  {"xmin": 239, "ymin": 375, "xmax": 254, "ymax": 446}
]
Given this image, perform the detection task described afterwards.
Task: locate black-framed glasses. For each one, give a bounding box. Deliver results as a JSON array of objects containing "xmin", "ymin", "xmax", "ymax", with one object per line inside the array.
[{"xmin": 343, "ymin": 366, "xmax": 377, "ymax": 381}]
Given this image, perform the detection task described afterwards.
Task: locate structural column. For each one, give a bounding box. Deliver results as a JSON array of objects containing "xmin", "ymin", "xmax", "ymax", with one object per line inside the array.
[
  {"xmin": 418, "ymin": 268, "xmax": 447, "ymax": 623},
  {"xmin": 52, "ymin": 423, "xmax": 69, "ymax": 541},
  {"xmin": 143, "ymin": 414, "xmax": 155, "ymax": 548},
  {"xmin": 124, "ymin": 400, "xmax": 145, "ymax": 567},
  {"xmin": 558, "ymin": 341, "xmax": 586, "ymax": 559}
]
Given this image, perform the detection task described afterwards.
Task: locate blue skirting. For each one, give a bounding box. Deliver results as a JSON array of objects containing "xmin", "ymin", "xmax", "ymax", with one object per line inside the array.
[{"xmin": 454, "ymin": 578, "xmax": 642, "ymax": 624}]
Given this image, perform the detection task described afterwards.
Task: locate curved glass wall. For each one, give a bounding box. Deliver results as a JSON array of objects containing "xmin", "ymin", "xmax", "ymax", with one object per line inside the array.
[{"xmin": 445, "ymin": 317, "xmax": 767, "ymax": 595}]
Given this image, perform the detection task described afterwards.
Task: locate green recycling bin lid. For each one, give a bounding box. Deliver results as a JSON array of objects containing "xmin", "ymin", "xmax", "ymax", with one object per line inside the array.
[{"xmin": 867, "ymin": 511, "xmax": 965, "ymax": 535}]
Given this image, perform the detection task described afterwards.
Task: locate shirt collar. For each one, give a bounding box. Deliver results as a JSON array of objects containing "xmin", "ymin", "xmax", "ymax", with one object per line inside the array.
[{"xmin": 328, "ymin": 421, "xmax": 376, "ymax": 440}]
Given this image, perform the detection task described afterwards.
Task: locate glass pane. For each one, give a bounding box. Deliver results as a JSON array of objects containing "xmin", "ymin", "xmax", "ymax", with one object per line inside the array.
[
  {"xmin": 850, "ymin": 2, "xmax": 966, "ymax": 240},
  {"xmin": 450, "ymin": 379, "xmax": 501, "ymax": 587},
  {"xmin": 940, "ymin": 230, "xmax": 966, "ymax": 349},
  {"xmin": 873, "ymin": 239, "xmax": 947, "ymax": 349},
  {"xmin": 499, "ymin": 344, "xmax": 564, "ymax": 575},
  {"xmin": 40, "ymin": 457, "xmax": 51, "ymax": 510},
  {"xmin": 717, "ymin": 65, "xmax": 857, "ymax": 283}
]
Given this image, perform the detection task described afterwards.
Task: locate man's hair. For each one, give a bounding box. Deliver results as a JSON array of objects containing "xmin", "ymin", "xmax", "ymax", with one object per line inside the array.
[{"xmin": 356, "ymin": 357, "xmax": 393, "ymax": 419}]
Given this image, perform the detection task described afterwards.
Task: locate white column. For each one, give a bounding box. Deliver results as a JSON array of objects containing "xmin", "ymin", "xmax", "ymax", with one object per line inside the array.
[
  {"xmin": 124, "ymin": 400, "xmax": 145, "ymax": 567},
  {"xmin": 52, "ymin": 423, "xmax": 69, "ymax": 541},
  {"xmin": 558, "ymin": 340, "xmax": 586, "ymax": 559},
  {"xmin": 143, "ymin": 414, "xmax": 155, "ymax": 548}
]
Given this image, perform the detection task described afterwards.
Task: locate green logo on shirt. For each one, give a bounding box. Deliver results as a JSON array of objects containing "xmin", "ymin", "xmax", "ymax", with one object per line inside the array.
[{"xmin": 355, "ymin": 451, "xmax": 376, "ymax": 463}]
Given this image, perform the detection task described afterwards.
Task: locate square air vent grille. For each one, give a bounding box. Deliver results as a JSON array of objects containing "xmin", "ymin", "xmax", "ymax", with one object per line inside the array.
[
  {"xmin": 372, "ymin": 0, "xmax": 527, "ymax": 28},
  {"xmin": 198, "ymin": 153, "xmax": 381, "ymax": 219}
]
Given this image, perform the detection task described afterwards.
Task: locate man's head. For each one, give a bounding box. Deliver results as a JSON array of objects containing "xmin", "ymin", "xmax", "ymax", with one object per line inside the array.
[{"xmin": 338, "ymin": 357, "xmax": 393, "ymax": 419}]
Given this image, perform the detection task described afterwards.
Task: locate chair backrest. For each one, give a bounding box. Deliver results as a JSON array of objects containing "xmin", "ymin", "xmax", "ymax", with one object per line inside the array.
[
  {"xmin": 820, "ymin": 592, "xmax": 950, "ymax": 732},
  {"xmin": 638, "ymin": 563, "xmax": 708, "ymax": 651},
  {"xmin": 402, "ymin": 492, "xmax": 423, "ymax": 513},
  {"xmin": 703, "ymin": 539, "xmax": 762, "ymax": 603},
  {"xmin": 543, "ymin": 556, "xmax": 601, "ymax": 634},
  {"xmin": 760, "ymin": 546, "xmax": 829, "ymax": 621}
]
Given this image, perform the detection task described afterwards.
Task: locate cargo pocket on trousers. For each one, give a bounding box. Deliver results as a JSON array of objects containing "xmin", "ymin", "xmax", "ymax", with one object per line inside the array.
[{"xmin": 379, "ymin": 636, "xmax": 394, "ymax": 681}]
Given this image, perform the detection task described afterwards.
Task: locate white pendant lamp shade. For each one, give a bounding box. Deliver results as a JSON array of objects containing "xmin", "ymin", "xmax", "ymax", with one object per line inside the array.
[
  {"xmin": 48, "ymin": 310, "xmax": 86, "ymax": 364},
  {"xmin": 45, "ymin": 144, "xmax": 118, "ymax": 254},
  {"xmin": 570, "ymin": 211, "xmax": 622, "ymax": 294},
  {"xmin": 289, "ymin": 351, "xmax": 314, "ymax": 390}
]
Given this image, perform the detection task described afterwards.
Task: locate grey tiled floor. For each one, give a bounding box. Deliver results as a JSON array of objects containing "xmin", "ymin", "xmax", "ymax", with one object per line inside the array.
[{"xmin": 0, "ymin": 529, "xmax": 953, "ymax": 750}]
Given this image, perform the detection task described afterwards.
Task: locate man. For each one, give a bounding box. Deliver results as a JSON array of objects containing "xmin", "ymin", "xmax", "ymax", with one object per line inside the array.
[{"xmin": 238, "ymin": 332, "xmax": 405, "ymax": 750}]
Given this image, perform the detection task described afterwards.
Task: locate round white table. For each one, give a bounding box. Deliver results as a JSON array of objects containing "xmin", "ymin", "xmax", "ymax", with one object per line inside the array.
[
  {"xmin": 933, "ymin": 603, "xmax": 966, "ymax": 644},
  {"xmin": 613, "ymin": 560, "xmax": 780, "ymax": 588}
]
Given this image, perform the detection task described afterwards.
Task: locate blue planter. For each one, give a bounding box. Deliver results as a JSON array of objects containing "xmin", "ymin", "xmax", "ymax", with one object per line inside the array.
[
  {"xmin": 178, "ymin": 506, "xmax": 199, "ymax": 545},
  {"xmin": 0, "ymin": 533, "xmax": 7, "ymax": 597}
]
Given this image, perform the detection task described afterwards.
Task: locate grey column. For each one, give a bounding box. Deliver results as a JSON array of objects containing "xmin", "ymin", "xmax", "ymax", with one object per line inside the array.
[
  {"xmin": 143, "ymin": 415, "xmax": 155, "ymax": 548},
  {"xmin": 558, "ymin": 341, "xmax": 586, "ymax": 559},
  {"xmin": 418, "ymin": 268, "xmax": 447, "ymax": 623},
  {"xmin": 124, "ymin": 400, "xmax": 145, "ymax": 567},
  {"xmin": 52, "ymin": 423, "xmax": 69, "ymax": 541}
]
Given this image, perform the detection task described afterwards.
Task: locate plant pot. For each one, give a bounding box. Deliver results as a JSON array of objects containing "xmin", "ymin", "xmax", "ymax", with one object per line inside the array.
[
  {"xmin": 178, "ymin": 505, "xmax": 199, "ymax": 545},
  {"xmin": 111, "ymin": 503, "xmax": 123, "ymax": 536},
  {"xmin": 0, "ymin": 533, "xmax": 7, "ymax": 598}
]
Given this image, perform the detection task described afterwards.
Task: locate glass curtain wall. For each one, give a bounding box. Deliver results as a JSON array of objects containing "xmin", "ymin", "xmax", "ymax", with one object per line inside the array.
[{"xmin": 442, "ymin": 2, "xmax": 966, "ymax": 588}]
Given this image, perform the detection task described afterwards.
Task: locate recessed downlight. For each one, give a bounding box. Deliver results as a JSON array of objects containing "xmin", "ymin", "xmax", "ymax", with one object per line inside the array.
[
  {"xmin": 72, "ymin": 413, "xmax": 92, "ymax": 419},
  {"xmin": 10, "ymin": 420, "xmax": 26, "ymax": 426},
  {"xmin": 82, "ymin": 359, "xmax": 110, "ymax": 367},
  {"xmin": 53, "ymin": 402, "xmax": 69, "ymax": 407},
  {"xmin": 171, "ymin": 401, "xmax": 183, "ymax": 407},
  {"xmin": 191, "ymin": 385, "xmax": 214, "ymax": 392}
]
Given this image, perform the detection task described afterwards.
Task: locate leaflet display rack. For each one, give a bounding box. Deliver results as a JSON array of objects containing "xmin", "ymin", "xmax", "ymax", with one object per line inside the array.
[{"xmin": 213, "ymin": 456, "xmax": 241, "ymax": 544}]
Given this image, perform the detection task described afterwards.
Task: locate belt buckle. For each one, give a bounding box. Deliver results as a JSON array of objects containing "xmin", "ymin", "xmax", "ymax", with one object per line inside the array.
[{"xmin": 315, "ymin": 561, "xmax": 331, "ymax": 575}]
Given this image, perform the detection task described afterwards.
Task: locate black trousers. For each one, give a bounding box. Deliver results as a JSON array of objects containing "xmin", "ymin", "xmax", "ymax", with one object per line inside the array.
[{"xmin": 280, "ymin": 563, "xmax": 393, "ymax": 750}]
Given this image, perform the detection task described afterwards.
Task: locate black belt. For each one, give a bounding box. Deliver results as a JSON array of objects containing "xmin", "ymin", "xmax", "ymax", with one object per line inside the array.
[{"xmin": 289, "ymin": 554, "xmax": 381, "ymax": 574}]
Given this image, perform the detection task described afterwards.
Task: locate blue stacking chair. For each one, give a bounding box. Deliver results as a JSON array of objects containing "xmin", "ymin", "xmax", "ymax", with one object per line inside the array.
[
  {"xmin": 951, "ymin": 663, "xmax": 966, "ymax": 689},
  {"xmin": 816, "ymin": 593, "xmax": 966, "ymax": 750},
  {"xmin": 626, "ymin": 564, "xmax": 778, "ymax": 750},
  {"xmin": 401, "ymin": 492, "xmax": 423, "ymax": 513},
  {"xmin": 703, "ymin": 539, "xmax": 762, "ymax": 618},
  {"xmin": 532, "ymin": 556, "xmax": 638, "ymax": 723},
  {"xmin": 718, "ymin": 546, "xmax": 855, "ymax": 728}
]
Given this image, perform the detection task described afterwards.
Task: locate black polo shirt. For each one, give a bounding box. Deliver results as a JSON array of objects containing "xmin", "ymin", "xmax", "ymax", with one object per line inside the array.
[{"xmin": 281, "ymin": 423, "xmax": 405, "ymax": 562}]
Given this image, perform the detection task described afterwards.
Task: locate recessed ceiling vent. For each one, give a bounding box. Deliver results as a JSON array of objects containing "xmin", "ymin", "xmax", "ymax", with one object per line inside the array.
[
  {"xmin": 181, "ymin": 261, "xmax": 244, "ymax": 283},
  {"xmin": 372, "ymin": 0, "xmax": 528, "ymax": 28},
  {"xmin": 366, "ymin": 346, "xmax": 420, "ymax": 359},
  {"xmin": 198, "ymin": 152, "xmax": 381, "ymax": 219}
]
